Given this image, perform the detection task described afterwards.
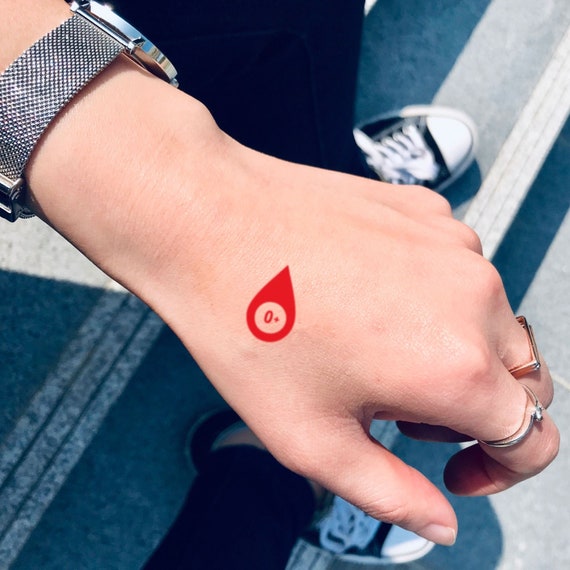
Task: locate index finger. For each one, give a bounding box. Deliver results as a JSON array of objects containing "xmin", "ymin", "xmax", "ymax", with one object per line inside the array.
[{"xmin": 443, "ymin": 377, "xmax": 559, "ymax": 496}]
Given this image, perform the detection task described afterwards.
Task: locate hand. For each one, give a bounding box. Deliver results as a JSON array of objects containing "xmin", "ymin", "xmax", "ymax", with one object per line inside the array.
[
  {"xmin": 178, "ymin": 154, "xmax": 559, "ymax": 546},
  {"xmin": 24, "ymin": 59, "xmax": 558, "ymax": 547}
]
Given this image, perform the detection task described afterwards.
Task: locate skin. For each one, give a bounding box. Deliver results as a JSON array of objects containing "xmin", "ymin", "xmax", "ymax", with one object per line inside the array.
[{"xmin": 2, "ymin": 0, "xmax": 559, "ymax": 546}]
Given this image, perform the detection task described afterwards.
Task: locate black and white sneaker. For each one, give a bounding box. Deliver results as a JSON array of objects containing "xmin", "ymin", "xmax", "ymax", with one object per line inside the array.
[
  {"xmin": 315, "ymin": 496, "xmax": 434, "ymax": 565},
  {"xmin": 354, "ymin": 105, "xmax": 478, "ymax": 193}
]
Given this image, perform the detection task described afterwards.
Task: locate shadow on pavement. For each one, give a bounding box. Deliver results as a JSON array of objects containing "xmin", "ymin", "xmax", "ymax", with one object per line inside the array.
[
  {"xmin": 0, "ymin": 270, "xmax": 105, "ymax": 442},
  {"xmin": 356, "ymin": 0, "xmax": 493, "ymax": 121},
  {"xmin": 492, "ymin": 117, "xmax": 570, "ymax": 311},
  {"xmin": 9, "ymin": 327, "xmax": 223, "ymax": 570}
]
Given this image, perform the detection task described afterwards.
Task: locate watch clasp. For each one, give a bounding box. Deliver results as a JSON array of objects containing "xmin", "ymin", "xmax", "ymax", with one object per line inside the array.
[
  {"xmin": 70, "ymin": 1, "xmax": 179, "ymax": 87},
  {"xmin": 0, "ymin": 174, "xmax": 26, "ymax": 222}
]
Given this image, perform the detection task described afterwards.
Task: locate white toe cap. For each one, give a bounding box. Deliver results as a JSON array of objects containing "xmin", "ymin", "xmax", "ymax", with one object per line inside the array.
[{"xmin": 426, "ymin": 116, "xmax": 475, "ymax": 171}]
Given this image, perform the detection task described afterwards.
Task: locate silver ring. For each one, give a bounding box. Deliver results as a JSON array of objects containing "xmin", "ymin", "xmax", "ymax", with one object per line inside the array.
[{"xmin": 480, "ymin": 385, "xmax": 544, "ymax": 448}]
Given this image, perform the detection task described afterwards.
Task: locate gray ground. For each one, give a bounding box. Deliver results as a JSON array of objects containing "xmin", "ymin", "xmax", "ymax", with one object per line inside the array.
[{"xmin": 1, "ymin": 1, "xmax": 569, "ymax": 568}]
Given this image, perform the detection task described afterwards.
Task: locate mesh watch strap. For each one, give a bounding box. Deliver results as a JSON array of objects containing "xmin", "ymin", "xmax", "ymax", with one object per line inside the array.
[{"xmin": 0, "ymin": 15, "xmax": 124, "ymax": 221}]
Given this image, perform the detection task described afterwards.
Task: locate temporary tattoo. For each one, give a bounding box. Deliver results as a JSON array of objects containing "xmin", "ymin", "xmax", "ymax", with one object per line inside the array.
[{"xmin": 247, "ymin": 266, "xmax": 295, "ymax": 342}]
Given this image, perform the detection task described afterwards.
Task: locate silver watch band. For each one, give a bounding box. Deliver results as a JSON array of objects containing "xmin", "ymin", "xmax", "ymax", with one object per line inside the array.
[
  {"xmin": 0, "ymin": 1, "xmax": 179, "ymax": 222},
  {"xmin": 0, "ymin": 15, "xmax": 124, "ymax": 221}
]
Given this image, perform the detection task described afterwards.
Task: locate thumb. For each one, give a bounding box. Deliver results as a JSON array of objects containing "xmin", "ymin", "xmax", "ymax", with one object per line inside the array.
[{"xmin": 312, "ymin": 428, "xmax": 458, "ymax": 546}]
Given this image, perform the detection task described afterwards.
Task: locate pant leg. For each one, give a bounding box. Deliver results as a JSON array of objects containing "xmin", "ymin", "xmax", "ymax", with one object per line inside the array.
[
  {"xmin": 115, "ymin": 0, "xmax": 368, "ymax": 175},
  {"xmin": 143, "ymin": 447, "xmax": 316, "ymax": 570}
]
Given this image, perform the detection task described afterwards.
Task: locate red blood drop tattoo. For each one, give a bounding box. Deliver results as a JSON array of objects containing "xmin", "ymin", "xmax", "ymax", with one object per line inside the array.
[{"xmin": 247, "ymin": 267, "xmax": 296, "ymax": 342}]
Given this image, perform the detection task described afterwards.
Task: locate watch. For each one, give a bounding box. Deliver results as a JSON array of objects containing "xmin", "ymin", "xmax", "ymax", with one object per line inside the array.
[{"xmin": 0, "ymin": 0, "xmax": 178, "ymax": 222}]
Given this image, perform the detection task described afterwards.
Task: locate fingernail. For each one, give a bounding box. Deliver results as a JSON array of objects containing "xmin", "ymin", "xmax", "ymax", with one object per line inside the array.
[{"xmin": 419, "ymin": 524, "xmax": 456, "ymax": 546}]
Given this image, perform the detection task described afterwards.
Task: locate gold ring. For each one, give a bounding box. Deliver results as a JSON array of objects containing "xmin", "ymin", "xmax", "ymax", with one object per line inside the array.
[{"xmin": 509, "ymin": 316, "xmax": 541, "ymax": 378}]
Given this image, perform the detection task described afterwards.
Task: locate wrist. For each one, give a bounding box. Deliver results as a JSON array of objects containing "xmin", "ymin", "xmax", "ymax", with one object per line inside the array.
[{"xmin": 25, "ymin": 57, "xmax": 230, "ymax": 306}]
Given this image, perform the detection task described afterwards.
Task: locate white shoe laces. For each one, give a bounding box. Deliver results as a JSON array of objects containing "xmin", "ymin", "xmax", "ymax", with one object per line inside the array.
[
  {"xmin": 318, "ymin": 496, "xmax": 381, "ymax": 554},
  {"xmin": 354, "ymin": 123, "xmax": 440, "ymax": 185}
]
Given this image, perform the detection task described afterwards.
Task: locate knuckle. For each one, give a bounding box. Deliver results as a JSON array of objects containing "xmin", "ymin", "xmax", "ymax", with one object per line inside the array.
[
  {"xmin": 448, "ymin": 340, "xmax": 494, "ymax": 389},
  {"xmin": 412, "ymin": 186, "xmax": 453, "ymax": 216},
  {"xmin": 482, "ymin": 263, "xmax": 505, "ymax": 297},
  {"xmin": 467, "ymin": 258, "xmax": 505, "ymax": 304},
  {"xmin": 458, "ymin": 224, "xmax": 483, "ymax": 253}
]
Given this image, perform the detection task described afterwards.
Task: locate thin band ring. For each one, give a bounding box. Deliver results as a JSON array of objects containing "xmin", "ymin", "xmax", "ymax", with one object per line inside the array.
[{"xmin": 480, "ymin": 384, "xmax": 544, "ymax": 448}]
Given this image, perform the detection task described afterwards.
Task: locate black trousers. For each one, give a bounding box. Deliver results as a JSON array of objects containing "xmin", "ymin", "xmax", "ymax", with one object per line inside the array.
[
  {"xmin": 117, "ymin": 1, "xmax": 369, "ymax": 568},
  {"xmin": 144, "ymin": 447, "xmax": 316, "ymax": 569},
  {"xmin": 116, "ymin": 0, "xmax": 368, "ymax": 176}
]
